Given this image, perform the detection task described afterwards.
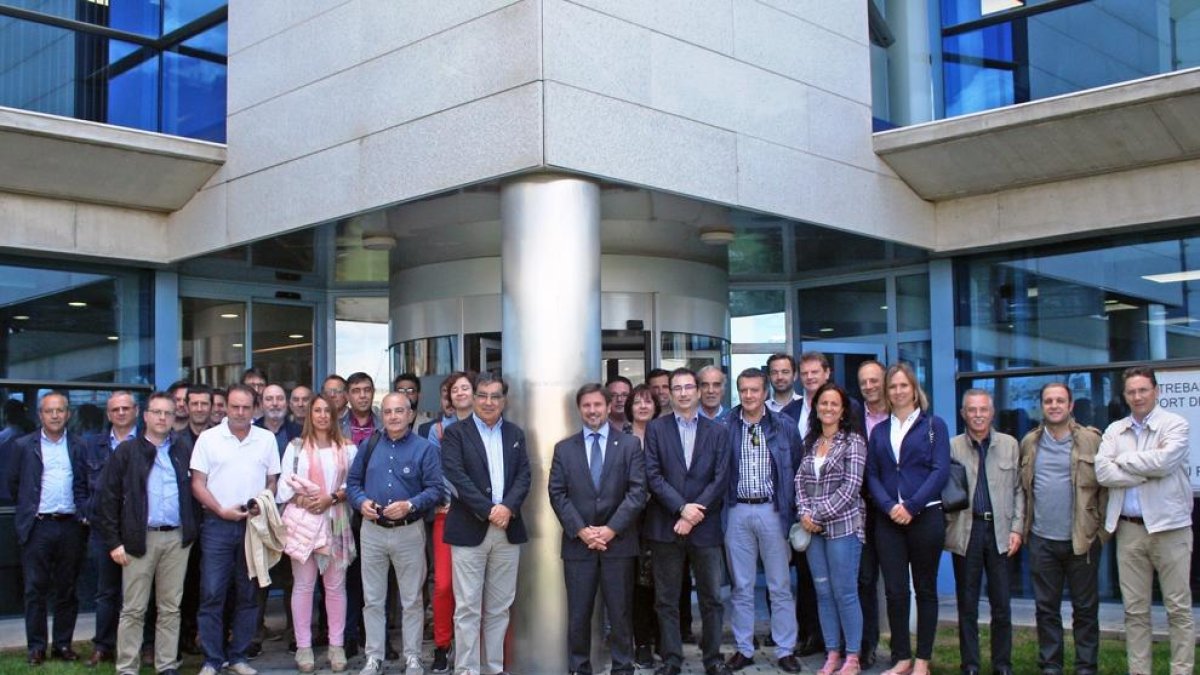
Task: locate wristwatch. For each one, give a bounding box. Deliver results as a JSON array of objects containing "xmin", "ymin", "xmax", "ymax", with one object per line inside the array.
[{"xmin": 330, "ymin": 492, "xmax": 339, "ymax": 504}]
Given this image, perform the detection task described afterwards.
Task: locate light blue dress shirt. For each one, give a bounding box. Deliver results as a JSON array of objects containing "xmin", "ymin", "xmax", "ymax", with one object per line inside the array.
[
  {"xmin": 146, "ymin": 437, "xmax": 181, "ymax": 527},
  {"xmin": 675, "ymin": 413, "xmax": 698, "ymax": 469},
  {"xmin": 582, "ymin": 423, "xmax": 610, "ymax": 464},
  {"xmin": 474, "ymin": 414, "xmax": 505, "ymax": 504},
  {"xmin": 38, "ymin": 431, "xmax": 75, "ymax": 514}
]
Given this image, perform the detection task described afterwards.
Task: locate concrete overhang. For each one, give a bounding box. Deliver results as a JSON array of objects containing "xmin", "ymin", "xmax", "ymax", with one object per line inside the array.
[
  {"xmin": 874, "ymin": 67, "xmax": 1200, "ymax": 201},
  {"xmin": 0, "ymin": 106, "xmax": 226, "ymax": 212}
]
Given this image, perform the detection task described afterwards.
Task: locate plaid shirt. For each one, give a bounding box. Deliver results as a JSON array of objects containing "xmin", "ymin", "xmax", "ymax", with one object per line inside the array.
[
  {"xmin": 795, "ymin": 429, "xmax": 867, "ymax": 541},
  {"xmin": 736, "ymin": 415, "xmax": 773, "ymax": 500}
]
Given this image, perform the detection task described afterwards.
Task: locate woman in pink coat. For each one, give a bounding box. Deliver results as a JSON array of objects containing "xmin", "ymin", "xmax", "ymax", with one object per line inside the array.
[{"xmin": 278, "ymin": 395, "xmax": 358, "ymax": 672}]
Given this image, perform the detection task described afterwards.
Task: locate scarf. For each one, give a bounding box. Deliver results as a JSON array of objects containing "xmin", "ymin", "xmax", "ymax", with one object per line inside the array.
[{"xmin": 302, "ymin": 439, "xmax": 357, "ymax": 572}]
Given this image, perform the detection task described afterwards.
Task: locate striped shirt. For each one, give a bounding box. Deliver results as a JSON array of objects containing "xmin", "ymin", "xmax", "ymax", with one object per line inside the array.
[{"xmin": 737, "ymin": 415, "xmax": 773, "ymax": 500}]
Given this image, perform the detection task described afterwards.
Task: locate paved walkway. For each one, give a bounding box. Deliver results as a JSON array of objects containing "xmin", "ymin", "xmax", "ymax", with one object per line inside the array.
[{"xmin": 2, "ymin": 597, "xmax": 1196, "ymax": 673}]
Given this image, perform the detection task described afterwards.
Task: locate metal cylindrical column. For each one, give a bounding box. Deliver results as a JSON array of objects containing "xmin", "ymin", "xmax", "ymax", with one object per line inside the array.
[{"xmin": 500, "ymin": 174, "xmax": 601, "ymax": 674}]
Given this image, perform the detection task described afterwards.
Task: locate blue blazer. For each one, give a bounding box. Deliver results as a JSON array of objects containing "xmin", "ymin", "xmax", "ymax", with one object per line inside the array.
[
  {"xmin": 865, "ymin": 411, "xmax": 950, "ymax": 518},
  {"xmin": 643, "ymin": 413, "xmax": 730, "ymax": 546},
  {"xmin": 723, "ymin": 406, "xmax": 802, "ymax": 538},
  {"xmin": 5, "ymin": 430, "xmax": 88, "ymax": 546},
  {"xmin": 441, "ymin": 417, "xmax": 531, "ymax": 546},
  {"xmin": 548, "ymin": 429, "xmax": 647, "ymax": 560}
]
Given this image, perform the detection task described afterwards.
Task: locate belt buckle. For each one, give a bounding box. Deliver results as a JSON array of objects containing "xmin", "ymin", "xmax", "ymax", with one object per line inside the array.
[{"xmin": 983, "ymin": 512, "xmax": 993, "ymax": 521}]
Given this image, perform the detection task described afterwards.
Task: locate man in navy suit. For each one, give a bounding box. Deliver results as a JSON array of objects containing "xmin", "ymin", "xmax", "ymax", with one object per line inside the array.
[
  {"xmin": 549, "ymin": 383, "xmax": 647, "ymax": 675},
  {"xmin": 644, "ymin": 368, "xmax": 732, "ymax": 675},
  {"xmin": 441, "ymin": 372, "xmax": 532, "ymax": 675},
  {"xmin": 6, "ymin": 391, "xmax": 88, "ymax": 665}
]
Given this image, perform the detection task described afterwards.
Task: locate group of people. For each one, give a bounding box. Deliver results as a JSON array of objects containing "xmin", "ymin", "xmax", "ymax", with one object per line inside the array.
[{"xmin": 3, "ymin": 355, "xmax": 1193, "ymax": 675}]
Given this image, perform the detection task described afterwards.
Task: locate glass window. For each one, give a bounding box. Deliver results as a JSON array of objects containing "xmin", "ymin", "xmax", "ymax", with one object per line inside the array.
[
  {"xmin": 251, "ymin": 303, "xmax": 314, "ymax": 391},
  {"xmin": 794, "ymin": 223, "xmax": 926, "ymax": 277},
  {"xmin": 798, "ymin": 280, "xmax": 887, "ymax": 340},
  {"xmin": 392, "ymin": 336, "xmax": 457, "ymax": 379},
  {"xmin": 661, "ymin": 332, "xmax": 729, "ymax": 372},
  {"xmin": 181, "ymin": 298, "xmax": 246, "ymax": 386},
  {"xmin": 956, "ymin": 230, "xmax": 1200, "ymax": 371},
  {"xmin": 249, "ymin": 229, "xmax": 316, "ymax": 274},
  {"xmin": 897, "ymin": 273, "xmax": 931, "ymax": 332},
  {"xmin": 334, "ymin": 296, "xmax": 389, "ymax": 395},
  {"xmin": 730, "ymin": 290, "xmax": 786, "ymax": 344},
  {"xmin": 0, "ymin": 263, "xmax": 151, "ymax": 383},
  {"xmin": 108, "ymin": 51, "xmax": 160, "ymax": 132},
  {"xmin": 899, "ymin": 340, "xmax": 934, "ymax": 404},
  {"xmin": 335, "ymin": 217, "xmax": 391, "ymax": 283},
  {"xmin": 728, "ymin": 226, "xmax": 784, "ymax": 276},
  {"xmin": 162, "ymin": 50, "xmax": 227, "ymax": 142}
]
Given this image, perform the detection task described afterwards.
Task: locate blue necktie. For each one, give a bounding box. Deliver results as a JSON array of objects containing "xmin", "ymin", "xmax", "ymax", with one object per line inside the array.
[{"xmin": 589, "ymin": 432, "xmax": 603, "ymax": 490}]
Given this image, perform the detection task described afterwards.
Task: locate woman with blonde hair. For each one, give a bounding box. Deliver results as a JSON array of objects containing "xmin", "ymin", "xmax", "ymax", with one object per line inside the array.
[
  {"xmin": 279, "ymin": 395, "xmax": 358, "ymax": 672},
  {"xmin": 864, "ymin": 363, "xmax": 949, "ymax": 675}
]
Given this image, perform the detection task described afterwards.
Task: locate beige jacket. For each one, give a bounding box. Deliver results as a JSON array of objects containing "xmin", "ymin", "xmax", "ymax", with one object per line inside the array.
[
  {"xmin": 1095, "ymin": 407, "xmax": 1192, "ymax": 534},
  {"xmin": 945, "ymin": 430, "xmax": 1024, "ymax": 556},
  {"xmin": 245, "ymin": 490, "xmax": 286, "ymax": 587},
  {"xmin": 1019, "ymin": 421, "xmax": 1108, "ymax": 556}
]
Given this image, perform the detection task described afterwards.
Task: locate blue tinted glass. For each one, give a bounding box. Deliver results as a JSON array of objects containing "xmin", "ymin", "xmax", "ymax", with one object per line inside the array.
[
  {"xmin": 162, "ymin": 50, "xmax": 226, "ymax": 141},
  {"xmin": 182, "ymin": 21, "xmax": 227, "ymax": 55},
  {"xmin": 109, "ymin": 0, "xmax": 161, "ymax": 36},
  {"xmin": 108, "ymin": 38, "xmax": 140, "ymax": 64},
  {"xmin": 943, "ymin": 61, "xmax": 1014, "ymax": 116},
  {"xmin": 107, "ymin": 56, "xmax": 159, "ymax": 132},
  {"xmin": 941, "ymin": 0, "xmax": 983, "ymax": 27},
  {"xmin": 164, "ymin": 0, "xmax": 227, "ymax": 34}
]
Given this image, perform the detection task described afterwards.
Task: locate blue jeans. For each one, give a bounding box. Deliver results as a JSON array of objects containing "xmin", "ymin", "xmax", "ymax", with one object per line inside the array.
[
  {"xmin": 807, "ymin": 532, "xmax": 863, "ymax": 654},
  {"xmin": 725, "ymin": 503, "xmax": 796, "ymax": 658},
  {"xmin": 91, "ymin": 532, "xmax": 123, "ymax": 651},
  {"xmin": 198, "ymin": 517, "xmax": 258, "ymax": 669}
]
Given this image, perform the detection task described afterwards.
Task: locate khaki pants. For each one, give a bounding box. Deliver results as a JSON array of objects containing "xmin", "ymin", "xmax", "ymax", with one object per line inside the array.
[
  {"xmin": 451, "ymin": 525, "xmax": 520, "ymax": 675},
  {"xmin": 1115, "ymin": 519, "xmax": 1194, "ymax": 675},
  {"xmin": 115, "ymin": 531, "xmax": 191, "ymax": 674}
]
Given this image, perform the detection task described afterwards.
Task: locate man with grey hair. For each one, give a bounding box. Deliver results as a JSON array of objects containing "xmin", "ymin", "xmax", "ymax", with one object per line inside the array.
[
  {"xmin": 697, "ymin": 366, "xmax": 728, "ymax": 423},
  {"xmin": 945, "ymin": 389, "xmax": 1023, "ymax": 675},
  {"xmin": 255, "ymin": 383, "xmax": 300, "ymax": 456}
]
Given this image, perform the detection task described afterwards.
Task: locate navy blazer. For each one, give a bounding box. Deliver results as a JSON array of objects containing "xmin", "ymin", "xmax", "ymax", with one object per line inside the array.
[
  {"xmin": 723, "ymin": 406, "xmax": 802, "ymax": 538},
  {"xmin": 643, "ymin": 413, "xmax": 730, "ymax": 546},
  {"xmin": 865, "ymin": 411, "xmax": 951, "ymax": 518},
  {"xmin": 5, "ymin": 430, "xmax": 88, "ymax": 546},
  {"xmin": 548, "ymin": 428, "xmax": 647, "ymax": 560},
  {"xmin": 441, "ymin": 417, "xmax": 532, "ymax": 546}
]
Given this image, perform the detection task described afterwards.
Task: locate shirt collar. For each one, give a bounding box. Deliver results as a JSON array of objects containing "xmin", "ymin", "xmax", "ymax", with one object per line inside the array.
[
  {"xmin": 582, "ymin": 423, "xmax": 610, "ymax": 442},
  {"xmin": 473, "ymin": 414, "xmax": 503, "ymax": 433},
  {"xmin": 969, "ymin": 432, "xmax": 991, "ymax": 450},
  {"xmin": 1130, "ymin": 406, "xmax": 1159, "ymax": 429},
  {"xmin": 110, "ymin": 428, "xmax": 136, "ymax": 445},
  {"xmin": 40, "ymin": 430, "xmax": 66, "ymax": 445},
  {"xmin": 674, "ymin": 412, "xmax": 698, "ymax": 427},
  {"xmin": 700, "ymin": 405, "xmax": 725, "ymax": 420},
  {"xmin": 891, "ymin": 408, "xmax": 921, "ymax": 427}
]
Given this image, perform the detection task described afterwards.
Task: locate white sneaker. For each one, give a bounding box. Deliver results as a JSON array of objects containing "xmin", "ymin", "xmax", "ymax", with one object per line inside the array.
[
  {"xmin": 226, "ymin": 662, "xmax": 258, "ymax": 675},
  {"xmin": 405, "ymin": 656, "xmax": 424, "ymax": 674},
  {"xmin": 360, "ymin": 657, "xmax": 385, "ymax": 675},
  {"xmin": 199, "ymin": 665, "xmax": 220, "ymax": 675}
]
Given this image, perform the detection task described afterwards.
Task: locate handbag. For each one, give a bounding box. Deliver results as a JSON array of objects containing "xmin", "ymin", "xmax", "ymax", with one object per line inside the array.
[
  {"xmin": 935, "ymin": 423, "xmax": 969, "ymax": 512},
  {"xmin": 788, "ymin": 522, "xmax": 812, "ymax": 552}
]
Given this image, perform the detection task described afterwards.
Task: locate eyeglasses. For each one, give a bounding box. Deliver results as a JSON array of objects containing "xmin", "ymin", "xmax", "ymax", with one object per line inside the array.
[
  {"xmin": 474, "ymin": 393, "xmax": 505, "ymax": 402},
  {"xmin": 670, "ymin": 384, "xmax": 697, "ymax": 393},
  {"xmin": 395, "ymin": 387, "xmax": 417, "ymax": 394},
  {"xmin": 322, "ymin": 387, "xmax": 345, "ymax": 395}
]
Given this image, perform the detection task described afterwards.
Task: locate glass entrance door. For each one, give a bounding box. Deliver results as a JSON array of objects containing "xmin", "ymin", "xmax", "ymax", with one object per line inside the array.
[{"xmin": 800, "ymin": 341, "xmax": 884, "ymax": 401}]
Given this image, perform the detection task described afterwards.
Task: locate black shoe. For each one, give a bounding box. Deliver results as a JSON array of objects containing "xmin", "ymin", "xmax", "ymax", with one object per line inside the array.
[
  {"xmin": 704, "ymin": 662, "xmax": 733, "ymax": 675},
  {"xmin": 160, "ymin": 670, "xmax": 180, "ymax": 675},
  {"xmin": 654, "ymin": 665, "xmax": 681, "ymax": 675},
  {"xmin": 961, "ymin": 668, "xmax": 980, "ymax": 675},
  {"xmin": 634, "ymin": 644, "xmax": 654, "ymax": 669},
  {"xmin": 431, "ymin": 647, "xmax": 450, "ymax": 673},
  {"xmin": 28, "ymin": 649, "xmax": 46, "ymax": 666},
  {"xmin": 778, "ymin": 655, "xmax": 802, "ymax": 673},
  {"xmin": 763, "ymin": 635, "xmax": 777, "ymax": 648},
  {"xmin": 726, "ymin": 653, "xmax": 754, "ymax": 671},
  {"xmin": 681, "ymin": 631, "xmax": 696, "ymax": 645},
  {"xmin": 385, "ymin": 643, "xmax": 399, "ymax": 660},
  {"xmin": 246, "ymin": 642, "xmax": 262, "ymax": 659},
  {"xmin": 51, "ymin": 646, "xmax": 80, "ymax": 661},
  {"xmin": 859, "ymin": 650, "xmax": 876, "ymax": 669},
  {"xmin": 993, "ymin": 669, "xmax": 1012, "ymax": 675},
  {"xmin": 795, "ymin": 637, "xmax": 822, "ymax": 657},
  {"xmin": 141, "ymin": 644, "xmax": 155, "ymax": 666},
  {"xmin": 344, "ymin": 641, "xmax": 359, "ymax": 659}
]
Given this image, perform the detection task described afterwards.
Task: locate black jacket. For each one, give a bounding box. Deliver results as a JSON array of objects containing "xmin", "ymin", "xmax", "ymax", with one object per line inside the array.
[
  {"xmin": 5, "ymin": 430, "xmax": 87, "ymax": 546},
  {"xmin": 94, "ymin": 436, "xmax": 196, "ymax": 557}
]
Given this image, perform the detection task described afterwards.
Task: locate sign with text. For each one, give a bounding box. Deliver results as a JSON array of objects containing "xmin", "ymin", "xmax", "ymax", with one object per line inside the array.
[{"xmin": 1155, "ymin": 368, "xmax": 1200, "ymax": 493}]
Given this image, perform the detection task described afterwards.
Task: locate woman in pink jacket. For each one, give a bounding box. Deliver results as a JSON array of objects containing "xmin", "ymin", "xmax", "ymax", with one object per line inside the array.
[{"xmin": 279, "ymin": 395, "xmax": 358, "ymax": 672}]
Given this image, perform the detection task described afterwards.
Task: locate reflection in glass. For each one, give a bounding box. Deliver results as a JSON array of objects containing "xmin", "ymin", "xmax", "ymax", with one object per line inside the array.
[
  {"xmin": 730, "ymin": 290, "xmax": 786, "ymax": 344},
  {"xmin": 898, "ymin": 340, "xmax": 933, "ymax": 403},
  {"xmin": 181, "ymin": 298, "xmax": 245, "ymax": 386},
  {"xmin": 661, "ymin": 333, "xmax": 729, "ymax": 373},
  {"xmin": 252, "ymin": 303, "xmax": 314, "ymax": 390},
  {"xmin": 798, "ymin": 280, "xmax": 887, "ymax": 340},
  {"xmin": 163, "ymin": 50, "xmax": 227, "ymax": 142},
  {"xmin": 392, "ymin": 336, "xmax": 458, "ymax": 414},
  {"xmin": 794, "ymin": 223, "xmax": 926, "ymax": 276},
  {"xmin": 897, "ymin": 273, "xmax": 931, "ymax": 332},
  {"xmin": 729, "ymin": 226, "xmax": 784, "ymax": 276}
]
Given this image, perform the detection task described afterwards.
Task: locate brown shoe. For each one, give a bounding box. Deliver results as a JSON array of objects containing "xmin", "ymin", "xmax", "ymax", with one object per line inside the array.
[
  {"xmin": 88, "ymin": 649, "xmax": 113, "ymax": 667},
  {"xmin": 51, "ymin": 646, "xmax": 80, "ymax": 661},
  {"xmin": 28, "ymin": 649, "xmax": 46, "ymax": 666}
]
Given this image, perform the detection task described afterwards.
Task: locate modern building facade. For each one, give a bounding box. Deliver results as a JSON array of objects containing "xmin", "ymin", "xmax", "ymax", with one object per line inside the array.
[{"xmin": 1, "ymin": 0, "xmax": 1198, "ymax": 668}]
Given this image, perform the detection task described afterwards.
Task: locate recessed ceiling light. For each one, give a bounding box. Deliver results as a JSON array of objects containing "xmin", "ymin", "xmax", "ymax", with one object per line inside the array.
[
  {"xmin": 232, "ymin": 343, "xmax": 244, "ymax": 348},
  {"xmin": 819, "ymin": 327, "xmax": 834, "ymax": 333},
  {"xmin": 13, "ymin": 315, "xmax": 29, "ymax": 320},
  {"xmin": 220, "ymin": 313, "xmax": 240, "ymax": 319},
  {"xmin": 879, "ymin": 305, "xmax": 888, "ymax": 310},
  {"xmin": 107, "ymin": 336, "xmax": 119, "ymax": 341},
  {"xmin": 1142, "ymin": 270, "xmax": 1200, "ymax": 283},
  {"xmin": 68, "ymin": 301, "xmax": 87, "ymax": 308},
  {"xmin": 288, "ymin": 334, "xmax": 305, "ymax": 339}
]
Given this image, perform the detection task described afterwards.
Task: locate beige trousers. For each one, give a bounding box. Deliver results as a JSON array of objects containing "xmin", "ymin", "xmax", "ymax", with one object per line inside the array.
[
  {"xmin": 451, "ymin": 525, "xmax": 521, "ymax": 675},
  {"xmin": 115, "ymin": 530, "xmax": 191, "ymax": 675},
  {"xmin": 1115, "ymin": 519, "xmax": 1194, "ymax": 675}
]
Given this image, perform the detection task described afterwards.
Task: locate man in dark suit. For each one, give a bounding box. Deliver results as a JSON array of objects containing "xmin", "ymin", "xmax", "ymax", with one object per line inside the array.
[
  {"xmin": 441, "ymin": 372, "xmax": 531, "ymax": 675},
  {"xmin": 6, "ymin": 391, "xmax": 88, "ymax": 665},
  {"xmin": 549, "ymin": 383, "xmax": 647, "ymax": 675},
  {"xmin": 644, "ymin": 368, "xmax": 731, "ymax": 675}
]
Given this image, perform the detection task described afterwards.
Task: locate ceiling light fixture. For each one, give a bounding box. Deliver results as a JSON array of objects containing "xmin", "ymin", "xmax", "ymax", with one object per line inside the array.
[
  {"xmin": 107, "ymin": 336, "xmax": 119, "ymax": 341},
  {"xmin": 362, "ymin": 232, "xmax": 397, "ymax": 251},
  {"xmin": 13, "ymin": 315, "xmax": 29, "ymax": 320},
  {"xmin": 699, "ymin": 226, "xmax": 736, "ymax": 246},
  {"xmin": 220, "ymin": 313, "xmax": 240, "ymax": 319},
  {"xmin": 288, "ymin": 333, "xmax": 305, "ymax": 339},
  {"xmin": 1142, "ymin": 270, "xmax": 1200, "ymax": 284},
  {"xmin": 232, "ymin": 343, "xmax": 244, "ymax": 348},
  {"xmin": 68, "ymin": 301, "xmax": 87, "ymax": 308}
]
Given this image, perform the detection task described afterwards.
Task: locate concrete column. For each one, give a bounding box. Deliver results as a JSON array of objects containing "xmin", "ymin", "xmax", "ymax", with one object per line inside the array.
[{"xmin": 500, "ymin": 174, "xmax": 601, "ymax": 674}]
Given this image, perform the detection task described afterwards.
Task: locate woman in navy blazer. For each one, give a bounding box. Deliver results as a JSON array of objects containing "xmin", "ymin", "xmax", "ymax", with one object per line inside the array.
[{"xmin": 864, "ymin": 363, "xmax": 949, "ymax": 675}]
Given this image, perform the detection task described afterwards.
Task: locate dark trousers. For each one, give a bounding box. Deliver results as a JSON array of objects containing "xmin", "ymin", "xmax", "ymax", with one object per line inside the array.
[
  {"xmin": 21, "ymin": 518, "xmax": 85, "ymax": 652},
  {"xmin": 952, "ymin": 518, "xmax": 1012, "ymax": 670},
  {"xmin": 650, "ymin": 541, "xmax": 724, "ymax": 669},
  {"xmin": 874, "ymin": 506, "xmax": 944, "ymax": 661},
  {"xmin": 197, "ymin": 517, "xmax": 258, "ymax": 669},
  {"xmin": 565, "ymin": 555, "xmax": 635, "ymax": 674},
  {"xmin": 91, "ymin": 532, "xmax": 123, "ymax": 651},
  {"xmin": 858, "ymin": 507, "xmax": 881, "ymax": 659},
  {"xmin": 179, "ymin": 543, "xmax": 202, "ymax": 650},
  {"xmin": 1028, "ymin": 533, "xmax": 1100, "ymax": 675},
  {"xmin": 679, "ymin": 556, "xmax": 693, "ymax": 635},
  {"xmin": 792, "ymin": 549, "xmax": 822, "ymax": 644}
]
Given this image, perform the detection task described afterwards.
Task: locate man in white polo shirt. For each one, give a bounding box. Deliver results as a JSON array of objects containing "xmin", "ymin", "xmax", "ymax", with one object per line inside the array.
[{"xmin": 190, "ymin": 384, "xmax": 280, "ymax": 675}]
